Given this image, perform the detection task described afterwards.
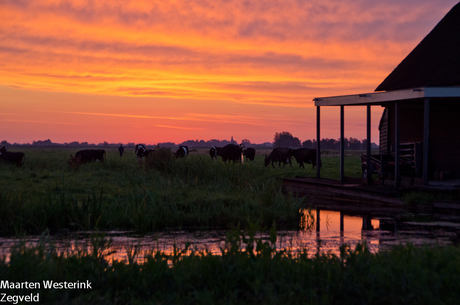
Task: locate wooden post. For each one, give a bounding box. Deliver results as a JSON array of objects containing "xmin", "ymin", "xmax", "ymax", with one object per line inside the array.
[
  {"xmin": 316, "ymin": 106, "xmax": 321, "ymax": 179},
  {"xmin": 316, "ymin": 231, "xmax": 321, "ymax": 254},
  {"xmin": 340, "ymin": 211, "xmax": 344, "ymax": 232},
  {"xmin": 340, "ymin": 105, "xmax": 345, "ymax": 182},
  {"xmin": 423, "ymin": 98, "xmax": 430, "ymax": 186},
  {"xmin": 395, "ymin": 101, "xmax": 400, "ymax": 188},
  {"xmin": 316, "ymin": 208, "xmax": 320, "ymax": 232},
  {"xmin": 362, "ymin": 215, "xmax": 368, "ymax": 230},
  {"xmin": 366, "ymin": 104, "xmax": 372, "ymax": 184}
]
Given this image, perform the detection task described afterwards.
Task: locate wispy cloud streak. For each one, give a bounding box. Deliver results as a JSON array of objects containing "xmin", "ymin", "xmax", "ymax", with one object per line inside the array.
[
  {"xmin": 1, "ymin": 0, "xmax": 456, "ymax": 102},
  {"xmin": 38, "ymin": 110, "xmax": 275, "ymax": 126},
  {"xmin": 1, "ymin": 118, "xmax": 79, "ymax": 125},
  {"xmin": 0, "ymin": 0, "xmax": 457, "ymax": 144}
]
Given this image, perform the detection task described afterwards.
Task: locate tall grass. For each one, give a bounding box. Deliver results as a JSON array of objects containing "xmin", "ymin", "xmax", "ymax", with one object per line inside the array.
[
  {"xmin": 1, "ymin": 230, "xmax": 460, "ymax": 304},
  {"xmin": 1, "ymin": 149, "xmax": 353, "ymax": 235}
]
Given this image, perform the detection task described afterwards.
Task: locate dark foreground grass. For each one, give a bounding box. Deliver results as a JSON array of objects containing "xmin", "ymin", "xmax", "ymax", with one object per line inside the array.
[
  {"xmin": 1, "ymin": 231, "xmax": 460, "ymax": 305},
  {"xmin": 0, "ymin": 149, "xmax": 362, "ymax": 235}
]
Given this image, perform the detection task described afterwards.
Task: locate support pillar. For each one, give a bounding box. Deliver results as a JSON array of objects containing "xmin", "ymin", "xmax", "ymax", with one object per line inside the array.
[
  {"xmin": 340, "ymin": 211, "xmax": 344, "ymax": 232},
  {"xmin": 423, "ymin": 98, "xmax": 430, "ymax": 186},
  {"xmin": 395, "ymin": 101, "xmax": 400, "ymax": 188},
  {"xmin": 362, "ymin": 215, "xmax": 372, "ymax": 230},
  {"xmin": 316, "ymin": 106, "xmax": 321, "ymax": 179},
  {"xmin": 316, "ymin": 208, "xmax": 320, "ymax": 232},
  {"xmin": 340, "ymin": 105, "xmax": 345, "ymax": 182},
  {"xmin": 366, "ymin": 104, "xmax": 372, "ymax": 184}
]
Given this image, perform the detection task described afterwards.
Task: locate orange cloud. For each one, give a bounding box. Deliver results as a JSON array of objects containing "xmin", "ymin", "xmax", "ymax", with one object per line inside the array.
[{"xmin": 0, "ymin": 0, "xmax": 457, "ymax": 144}]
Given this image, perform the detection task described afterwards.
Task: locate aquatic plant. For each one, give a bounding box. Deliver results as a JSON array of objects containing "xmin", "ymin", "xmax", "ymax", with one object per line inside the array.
[{"xmin": 1, "ymin": 230, "xmax": 460, "ymax": 304}]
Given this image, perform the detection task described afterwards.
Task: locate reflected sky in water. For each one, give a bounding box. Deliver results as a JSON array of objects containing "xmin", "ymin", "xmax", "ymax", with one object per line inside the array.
[{"xmin": 1, "ymin": 210, "xmax": 458, "ymax": 264}]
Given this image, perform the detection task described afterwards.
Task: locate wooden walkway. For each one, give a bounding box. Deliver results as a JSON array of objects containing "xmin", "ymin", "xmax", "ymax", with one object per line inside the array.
[
  {"xmin": 283, "ymin": 177, "xmax": 402, "ymax": 204},
  {"xmin": 282, "ymin": 177, "xmax": 460, "ymax": 214}
]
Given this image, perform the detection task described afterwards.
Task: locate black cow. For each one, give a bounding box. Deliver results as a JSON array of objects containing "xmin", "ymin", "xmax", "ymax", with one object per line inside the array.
[
  {"xmin": 0, "ymin": 145, "xmax": 25, "ymax": 166},
  {"xmin": 74, "ymin": 149, "xmax": 106, "ymax": 163},
  {"xmin": 264, "ymin": 147, "xmax": 291, "ymax": 167},
  {"xmin": 219, "ymin": 144, "xmax": 243, "ymax": 163},
  {"xmin": 209, "ymin": 146, "xmax": 220, "ymax": 160},
  {"xmin": 243, "ymin": 148, "xmax": 256, "ymax": 161},
  {"xmin": 175, "ymin": 145, "xmax": 189, "ymax": 158},
  {"xmin": 288, "ymin": 148, "xmax": 317, "ymax": 169}
]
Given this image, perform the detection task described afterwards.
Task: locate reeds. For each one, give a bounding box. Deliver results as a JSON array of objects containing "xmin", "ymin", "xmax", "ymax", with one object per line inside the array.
[{"xmin": 2, "ymin": 230, "xmax": 460, "ymax": 304}]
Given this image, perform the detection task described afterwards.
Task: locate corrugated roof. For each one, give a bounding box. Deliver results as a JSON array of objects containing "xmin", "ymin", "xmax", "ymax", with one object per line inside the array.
[{"xmin": 375, "ymin": 3, "xmax": 460, "ymax": 92}]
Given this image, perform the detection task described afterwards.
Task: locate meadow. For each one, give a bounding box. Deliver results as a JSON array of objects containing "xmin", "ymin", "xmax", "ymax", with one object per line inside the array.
[
  {"xmin": 0, "ymin": 147, "xmax": 362, "ymax": 235},
  {"xmin": 2, "ymin": 148, "xmax": 460, "ymax": 304}
]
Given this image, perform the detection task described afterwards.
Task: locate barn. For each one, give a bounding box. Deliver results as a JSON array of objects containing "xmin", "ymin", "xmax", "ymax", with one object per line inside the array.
[{"xmin": 313, "ymin": 3, "xmax": 460, "ymax": 188}]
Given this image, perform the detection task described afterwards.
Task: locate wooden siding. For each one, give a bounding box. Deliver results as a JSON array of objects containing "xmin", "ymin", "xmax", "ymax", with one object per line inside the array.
[
  {"xmin": 400, "ymin": 102, "xmax": 424, "ymax": 143},
  {"xmin": 381, "ymin": 99, "xmax": 460, "ymax": 178},
  {"xmin": 430, "ymin": 100, "xmax": 460, "ymax": 178},
  {"xmin": 379, "ymin": 108, "xmax": 389, "ymax": 152}
]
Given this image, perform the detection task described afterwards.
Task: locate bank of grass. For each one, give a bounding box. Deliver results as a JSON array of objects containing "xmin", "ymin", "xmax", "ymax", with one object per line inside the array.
[
  {"xmin": 0, "ymin": 148, "xmax": 362, "ymax": 235},
  {"xmin": 1, "ymin": 230, "xmax": 460, "ymax": 305}
]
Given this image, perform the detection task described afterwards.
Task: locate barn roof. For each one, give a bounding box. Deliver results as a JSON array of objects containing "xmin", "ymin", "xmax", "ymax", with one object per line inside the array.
[
  {"xmin": 375, "ymin": 3, "xmax": 460, "ymax": 92},
  {"xmin": 313, "ymin": 87, "xmax": 460, "ymax": 106}
]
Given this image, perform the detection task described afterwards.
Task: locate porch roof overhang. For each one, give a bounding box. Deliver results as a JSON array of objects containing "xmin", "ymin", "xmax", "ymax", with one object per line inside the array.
[{"xmin": 313, "ymin": 86, "xmax": 460, "ymax": 106}]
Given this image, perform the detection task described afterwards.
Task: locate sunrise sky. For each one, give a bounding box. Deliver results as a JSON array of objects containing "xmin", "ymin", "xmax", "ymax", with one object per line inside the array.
[{"xmin": 1, "ymin": 0, "xmax": 457, "ymax": 145}]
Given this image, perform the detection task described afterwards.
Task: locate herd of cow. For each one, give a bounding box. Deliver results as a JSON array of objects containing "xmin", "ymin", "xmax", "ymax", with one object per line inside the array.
[
  {"xmin": 134, "ymin": 143, "xmax": 317, "ymax": 168},
  {"xmin": 0, "ymin": 143, "xmax": 318, "ymax": 169}
]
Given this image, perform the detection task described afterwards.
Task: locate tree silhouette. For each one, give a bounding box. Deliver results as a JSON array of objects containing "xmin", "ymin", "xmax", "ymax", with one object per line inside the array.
[
  {"xmin": 273, "ymin": 132, "xmax": 301, "ymax": 147},
  {"xmin": 241, "ymin": 139, "xmax": 251, "ymax": 146}
]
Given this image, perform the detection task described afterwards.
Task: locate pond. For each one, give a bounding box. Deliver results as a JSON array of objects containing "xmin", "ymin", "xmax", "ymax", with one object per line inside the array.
[{"xmin": 1, "ymin": 210, "xmax": 459, "ymax": 264}]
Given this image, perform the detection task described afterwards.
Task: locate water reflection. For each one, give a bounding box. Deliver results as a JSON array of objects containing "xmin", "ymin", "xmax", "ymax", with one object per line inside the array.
[{"xmin": 1, "ymin": 210, "xmax": 458, "ymax": 264}]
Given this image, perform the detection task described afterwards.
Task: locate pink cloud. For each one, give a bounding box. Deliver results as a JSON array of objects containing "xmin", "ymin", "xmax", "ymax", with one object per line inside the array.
[{"xmin": 0, "ymin": 0, "xmax": 457, "ymax": 144}]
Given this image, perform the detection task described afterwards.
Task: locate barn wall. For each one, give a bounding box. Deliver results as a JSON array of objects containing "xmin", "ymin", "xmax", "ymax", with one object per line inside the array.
[
  {"xmin": 400, "ymin": 102, "xmax": 424, "ymax": 144},
  {"xmin": 378, "ymin": 108, "xmax": 389, "ymax": 152},
  {"xmin": 429, "ymin": 99, "xmax": 460, "ymax": 178},
  {"xmin": 382, "ymin": 99, "xmax": 460, "ymax": 179},
  {"xmin": 381, "ymin": 101, "xmax": 424, "ymax": 152},
  {"xmin": 383, "ymin": 106, "xmax": 395, "ymax": 153}
]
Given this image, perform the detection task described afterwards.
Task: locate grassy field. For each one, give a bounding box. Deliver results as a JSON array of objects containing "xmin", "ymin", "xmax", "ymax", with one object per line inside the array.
[
  {"xmin": 0, "ymin": 147, "xmax": 365, "ymax": 235},
  {"xmin": 3, "ymin": 148, "xmax": 460, "ymax": 304}
]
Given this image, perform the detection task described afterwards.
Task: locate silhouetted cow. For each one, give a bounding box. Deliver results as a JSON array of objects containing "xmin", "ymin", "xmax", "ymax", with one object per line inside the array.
[
  {"xmin": 264, "ymin": 147, "xmax": 291, "ymax": 167},
  {"xmin": 243, "ymin": 148, "xmax": 256, "ymax": 161},
  {"xmin": 288, "ymin": 148, "xmax": 317, "ymax": 169},
  {"xmin": 219, "ymin": 144, "xmax": 243, "ymax": 163},
  {"xmin": 0, "ymin": 145, "xmax": 25, "ymax": 166},
  {"xmin": 209, "ymin": 146, "xmax": 220, "ymax": 160},
  {"xmin": 74, "ymin": 149, "xmax": 106, "ymax": 163},
  {"xmin": 175, "ymin": 145, "xmax": 189, "ymax": 158},
  {"xmin": 135, "ymin": 144, "xmax": 148, "ymax": 160}
]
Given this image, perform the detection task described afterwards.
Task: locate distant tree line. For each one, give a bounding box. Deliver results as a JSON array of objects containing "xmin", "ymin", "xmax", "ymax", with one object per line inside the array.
[
  {"xmin": 1, "ymin": 139, "xmax": 136, "ymax": 148},
  {"xmin": 2, "ymin": 133, "xmax": 377, "ymax": 150},
  {"xmin": 273, "ymin": 132, "xmax": 378, "ymax": 150},
  {"xmin": 0, "ymin": 138, "xmax": 274, "ymax": 149},
  {"xmin": 160, "ymin": 138, "xmax": 272, "ymax": 148}
]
